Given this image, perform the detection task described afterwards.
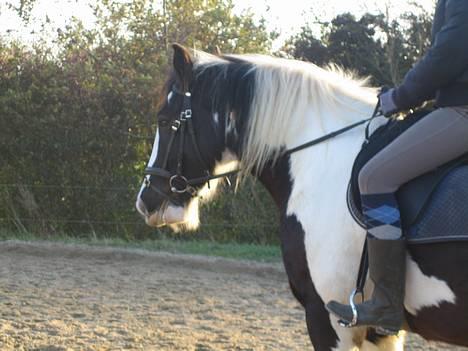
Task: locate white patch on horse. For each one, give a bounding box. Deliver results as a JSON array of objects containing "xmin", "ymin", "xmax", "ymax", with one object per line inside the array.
[
  {"xmin": 238, "ymin": 54, "xmax": 376, "ymax": 175},
  {"xmin": 167, "ymin": 91, "xmax": 174, "ymax": 103},
  {"xmin": 332, "ymin": 325, "xmax": 405, "ymax": 351},
  {"xmin": 332, "ymin": 326, "xmax": 366, "ymax": 351},
  {"xmin": 225, "ymin": 112, "xmax": 237, "ymax": 139},
  {"xmin": 136, "ymin": 129, "xmax": 160, "ymax": 213},
  {"xmin": 159, "ymin": 149, "xmax": 239, "ymax": 232},
  {"xmin": 213, "ymin": 112, "xmax": 219, "ymax": 125},
  {"xmin": 178, "ymin": 150, "xmax": 239, "ymax": 230},
  {"xmin": 404, "ymin": 257, "xmax": 456, "ymax": 315},
  {"xmin": 190, "ymin": 52, "xmax": 456, "ymax": 349},
  {"xmin": 231, "ymin": 54, "xmax": 412, "ymax": 349},
  {"xmin": 148, "ymin": 129, "xmax": 160, "ymax": 167},
  {"xmin": 197, "ymin": 150, "xmax": 239, "ymax": 202},
  {"xmin": 285, "ymin": 106, "xmax": 374, "ymax": 350},
  {"xmin": 136, "ymin": 179, "xmax": 149, "ymax": 216}
]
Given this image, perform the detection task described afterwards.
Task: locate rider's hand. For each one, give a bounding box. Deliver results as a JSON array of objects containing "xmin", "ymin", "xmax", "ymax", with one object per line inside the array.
[{"xmin": 378, "ymin": 88, "xmax": 399, "ymax": 117}]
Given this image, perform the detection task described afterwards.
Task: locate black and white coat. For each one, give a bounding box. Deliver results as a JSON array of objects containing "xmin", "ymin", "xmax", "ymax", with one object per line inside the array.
[{"xmin": 136, "ymin": 46, "xmax": 468, "ymax": 350}]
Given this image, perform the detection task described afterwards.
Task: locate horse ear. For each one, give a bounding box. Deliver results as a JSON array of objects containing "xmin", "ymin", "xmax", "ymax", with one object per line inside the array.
[
  {"xmin": 214, "ymin": 45, "xmax": 222, "ymax": 56},
  {"xmin": 172, "ymin": 43, "xmax": 193, "ymax": 90}
]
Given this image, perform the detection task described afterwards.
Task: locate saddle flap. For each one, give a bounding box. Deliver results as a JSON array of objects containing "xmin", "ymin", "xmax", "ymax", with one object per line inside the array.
[
  {"xmin": 397, "ymin": 156, "xmax": 468, "ymax": 227},
  {"xmin": 348, "ymin": 108, "xmax": 468, "ymax": 231}
]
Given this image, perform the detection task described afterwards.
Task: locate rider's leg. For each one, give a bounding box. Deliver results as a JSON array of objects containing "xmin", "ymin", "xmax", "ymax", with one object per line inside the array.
[{"xmin": 327, "ymin": 106, "xmax": 468, "ymax": 334}]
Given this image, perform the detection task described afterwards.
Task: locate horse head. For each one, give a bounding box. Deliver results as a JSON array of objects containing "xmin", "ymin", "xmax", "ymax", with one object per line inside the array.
[
  {"xmin": 136, "ymin": 44, "xmax": 247, "ymax": 230},
  {"xmin": 136, "ymin": 44, "xmax": 376, "ymax": 231}
]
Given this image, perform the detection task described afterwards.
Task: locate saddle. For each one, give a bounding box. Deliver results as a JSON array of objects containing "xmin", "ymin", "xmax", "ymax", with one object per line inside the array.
[{"xmin": 348, "ymin": 109, "xmax": 468, "ymax": 244}]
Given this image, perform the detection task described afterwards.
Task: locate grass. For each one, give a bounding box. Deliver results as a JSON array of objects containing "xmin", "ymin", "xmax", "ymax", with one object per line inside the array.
[{"xmin": 0, "ymin": 229, "xmax": 282, "ymax": 263}]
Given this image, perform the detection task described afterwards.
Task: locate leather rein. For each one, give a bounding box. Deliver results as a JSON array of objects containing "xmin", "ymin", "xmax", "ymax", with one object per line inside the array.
[{"xmin": 144, "ymin": 87, "xmax": 381, "ymax": 203}]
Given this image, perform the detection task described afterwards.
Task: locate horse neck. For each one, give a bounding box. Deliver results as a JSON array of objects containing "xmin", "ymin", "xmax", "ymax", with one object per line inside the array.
[
  {"xmin": 257, "ymin": 97, "xmax": 375, "ymax": 229},
  {"xmin": 257, "ymin": 97, "xmax": 382, "ymax": 315},
  {"xmin": 258, "ymin": 156, "xmax": 293, "ymax": 213}
]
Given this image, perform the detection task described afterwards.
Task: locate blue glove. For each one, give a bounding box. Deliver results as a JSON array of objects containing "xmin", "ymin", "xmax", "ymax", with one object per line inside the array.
[{"xmin": 379, "ymin": 88, "xmax": 398, "ymax": 117}]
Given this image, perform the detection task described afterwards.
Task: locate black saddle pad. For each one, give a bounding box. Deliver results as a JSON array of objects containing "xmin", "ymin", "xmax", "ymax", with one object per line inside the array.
[
  {"xmin": 349, "ymin": 109, "xmax": 430, "ymax": 225},
  {"xmin": 348, "ymin": 109, "xmax": 468, "ymax": 244}
]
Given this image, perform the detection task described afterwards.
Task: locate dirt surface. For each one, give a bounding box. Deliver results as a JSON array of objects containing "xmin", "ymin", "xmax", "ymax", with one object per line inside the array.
[{"xmin": 0, "ymin": 241, "xmax": 466, "ymax": 351}]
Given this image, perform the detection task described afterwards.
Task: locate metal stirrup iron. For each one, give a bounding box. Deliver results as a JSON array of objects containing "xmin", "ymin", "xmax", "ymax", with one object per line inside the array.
[
  {"xmin": 338, "ymin": 288, "xmax": 364, "ymax": 327},
  {"xmin": 338, "ymin": 239, "xmax": 369, "ymax": 328}
]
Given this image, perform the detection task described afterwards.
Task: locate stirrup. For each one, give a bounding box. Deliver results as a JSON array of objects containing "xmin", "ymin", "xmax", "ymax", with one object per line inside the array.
[{"xmin": 338, "ymin": 289, "xmax": 364, "ymax": 328}]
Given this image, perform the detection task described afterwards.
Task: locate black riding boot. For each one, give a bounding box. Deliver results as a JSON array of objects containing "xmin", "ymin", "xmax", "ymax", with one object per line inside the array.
[{"xmin": 326, "ymin": 236, "xmax": 406, "ymax": 335}]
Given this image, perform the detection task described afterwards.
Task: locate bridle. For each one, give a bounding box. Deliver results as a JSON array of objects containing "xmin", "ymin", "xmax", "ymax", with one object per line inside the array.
[
  {"xmin": 143, "ymin": 87, "xmax": 238, "ymax": 204},
  {"xmin": 143, "ymin": 86, "xmax": 382, "ymax": 205},
  {"xmin": 143, "ymin": 86, "xmax": 383, "ymax": 325}
]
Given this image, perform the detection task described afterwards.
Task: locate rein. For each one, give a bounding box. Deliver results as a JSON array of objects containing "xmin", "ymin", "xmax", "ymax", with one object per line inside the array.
[
  {"xmin": 286, "ymin": 118, "xmax": 372, "ymax": 155},
  {"xmin": 144, "ymin": 87, "xmax": 382, "ymax": 201},
  {"xmin": 144, "ymin": 87, "xmax": 382, "ymax": 326}
]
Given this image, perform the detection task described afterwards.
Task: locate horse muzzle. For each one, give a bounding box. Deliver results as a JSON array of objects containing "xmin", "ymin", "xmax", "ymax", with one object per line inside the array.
[{"xmin": 145, "ymin": 203, "xmax": 187, "ymax": 228}]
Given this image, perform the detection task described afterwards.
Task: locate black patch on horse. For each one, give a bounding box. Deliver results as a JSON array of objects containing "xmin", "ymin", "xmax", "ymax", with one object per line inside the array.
[
  {"xmin": 260, "ymin": 156, "xmax": 340, "ymax": 351},
  {"xmin": 193, "ymin": 57, "xmax": 256, "ymax": 155}
]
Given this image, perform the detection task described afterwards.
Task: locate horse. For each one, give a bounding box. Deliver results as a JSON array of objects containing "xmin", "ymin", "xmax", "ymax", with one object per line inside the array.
[{"xmin": 135, "ymin": 44, "xmax": 468, "ymax": 350}]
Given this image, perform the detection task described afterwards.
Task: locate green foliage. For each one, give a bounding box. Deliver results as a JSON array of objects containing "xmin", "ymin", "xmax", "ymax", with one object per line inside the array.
[
  {"xmin": 326, "ymin": 13, "xmax": 389, "ymax": 84},
  {"xmin": 5, "ymin": 0, "xmax": 37, "ymax": 23},
  {"xmin": 0, "ymin": 0, "xmax": 277, "ymax": 243},
  {"xmin": 286, "ymin": 27, "xmax": 329, "ymax": 67},
  {"xmin": 285, "ymin": 8, "xmax": 433, "ymax": 86},
  {"xmin": 0, "ymin": 1, "xmax": 435, "ymax": 245},
  {"xmin": 199, "ymin": 179, "xmax": 279, "ymax": 244}
]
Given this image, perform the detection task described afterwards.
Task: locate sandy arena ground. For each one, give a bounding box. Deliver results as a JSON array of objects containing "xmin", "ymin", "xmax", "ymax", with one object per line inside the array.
[{"xmin": 0, "ymin": 241, "xmax": 466, "ymax": 351}]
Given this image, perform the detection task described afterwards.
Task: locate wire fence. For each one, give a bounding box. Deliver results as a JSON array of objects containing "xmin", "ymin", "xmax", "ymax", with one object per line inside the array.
[
  {"xmin": 0, "ymin": 182, "xmax": 279, "ymax": 243},
  {"xmin": 0, "ymin": 183, "xmax": 134, "ymax": 191}
]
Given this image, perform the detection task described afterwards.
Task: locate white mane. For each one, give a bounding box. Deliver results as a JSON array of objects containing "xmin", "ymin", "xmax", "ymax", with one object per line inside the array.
[
  {"xmin": 182, "ymin": 52, "xmax": 456, "ymax": 351},
  {"xmin": 239, "ymin": 55, "xmax": 377, "ymax": 175}
]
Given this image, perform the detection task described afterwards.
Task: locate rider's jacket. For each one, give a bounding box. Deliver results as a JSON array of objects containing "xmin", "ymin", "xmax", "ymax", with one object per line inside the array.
[{"xmin": 393, "ymin": 0, "xmax": 468, "ymax": 109}]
